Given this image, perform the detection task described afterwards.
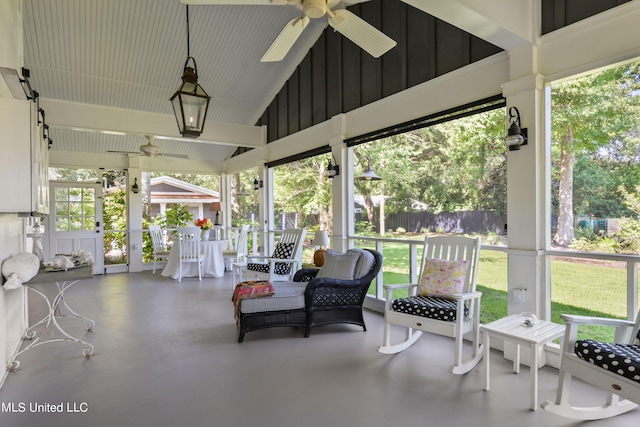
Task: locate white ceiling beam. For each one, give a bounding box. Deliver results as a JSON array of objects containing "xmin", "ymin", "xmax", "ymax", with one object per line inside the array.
[
  {"xmin": 49, "ymin": 150, "xmax": 222, "ymax": 174},
  {"xmin": 402, "ymin": 0, "xmax": 535, "ymax": 51},
  {"xmin": 40, "ymin": 98, "xmax": 265, "ymax": 148}
]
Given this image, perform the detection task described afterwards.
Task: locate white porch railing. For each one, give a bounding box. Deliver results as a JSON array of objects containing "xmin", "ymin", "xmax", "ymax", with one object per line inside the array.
[{"xmin": 348, "ymin": 235, "xmax": 640, "ymax": 321}]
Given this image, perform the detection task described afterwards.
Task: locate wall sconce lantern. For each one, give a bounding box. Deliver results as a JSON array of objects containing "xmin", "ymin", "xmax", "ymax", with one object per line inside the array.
[
  {"xmin": 505, "ymin": 107, "xmax": 528, "ymax": 151},
  {"xmin": 327, "ymin": 154, "xmax": 339, "ymax": 178},
  {"xmin": 131, "ymin": 178, "xmax": 140, "ymax": 194},
  {"xmin": 210, "ymin": 201, "xmax": 221, "ymax": 225},
  {"xmin": 253, "ymin": 178, "xmax": 264, "ymax": 190},
  {"xmin": 355, "ymin": 155, "xmax": 382, "ymax": 181},
  {"xmin": 170, "ymin": 5, "xmax": 211, "ymax": 138}
]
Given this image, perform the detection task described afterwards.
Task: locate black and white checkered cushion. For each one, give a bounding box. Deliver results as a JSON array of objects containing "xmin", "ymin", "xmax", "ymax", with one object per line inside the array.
[
  {"xmin": 391, "ymin": 296, "xmax": 468, "ymax": 321},
  {"xmin": 574, "ymin": 340, "xmax": 640, "ymax": 383},
  {"xmin": 247, "ymin": 242, "xmax": 295, "ymax": 276},
  {"xmin": 246, "ymin": 263, "xmax": 270, "ymax": 273}
]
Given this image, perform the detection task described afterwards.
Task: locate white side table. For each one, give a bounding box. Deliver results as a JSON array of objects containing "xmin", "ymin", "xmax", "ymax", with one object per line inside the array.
[{"xmin": 482, "ymin": 314, "xmax": 565, "ymax": 410}]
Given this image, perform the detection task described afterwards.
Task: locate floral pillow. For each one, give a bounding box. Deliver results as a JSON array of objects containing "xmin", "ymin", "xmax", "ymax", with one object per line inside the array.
[{"xmin": 417, "ymin": 258, "xmax": 469, "ymax": 298}]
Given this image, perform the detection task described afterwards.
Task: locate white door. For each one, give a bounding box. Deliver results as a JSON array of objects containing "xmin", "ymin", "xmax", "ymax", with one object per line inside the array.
[{"xmin": 48, "ymin": 182, "xmax": 104, "ymax": 274}]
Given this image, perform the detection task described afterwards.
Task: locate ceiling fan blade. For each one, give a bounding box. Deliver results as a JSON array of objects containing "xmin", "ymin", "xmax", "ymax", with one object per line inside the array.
[
  {"xmin": 180, "ymin": 0, "xmax": 289, "ymax": 5},
  {"xmin": 159, "ymin": 153, "xmax": 190, "ymax": 159},
  {"xmin": 328, "ymin": 9, "xmax": 396, "ymax": 58},
  {"xmin": 106, "ymin": 150, "xmax": 141, "ymax": 156},
  {"xmin": 261, "ymin": 16, "xmax": 310, "ymax": 62}
]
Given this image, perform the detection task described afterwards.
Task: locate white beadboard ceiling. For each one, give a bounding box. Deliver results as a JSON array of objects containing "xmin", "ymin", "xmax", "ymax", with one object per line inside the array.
[
  {"xmin": 20, "ymin": 0, "xmax": 525, "ymax": 169},
  {"xmin": 21, "ymin": 0, "xmax": 333, "ymax": 166}
]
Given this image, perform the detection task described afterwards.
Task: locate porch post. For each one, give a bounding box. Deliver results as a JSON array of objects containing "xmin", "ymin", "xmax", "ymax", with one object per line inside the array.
[
  {"xmin": 128, "ymin": 167, "xmax": 144, "ymax": 272},
  {"xmin": 330, "ymin": 114, "xmax": 349, "ymax": 252},
  {"xmin": 503, "ymin": 47, "xmax": 550, "ymax": 321}
]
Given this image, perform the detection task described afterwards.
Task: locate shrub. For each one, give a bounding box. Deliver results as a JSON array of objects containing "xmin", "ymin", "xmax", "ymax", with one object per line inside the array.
[{"xmin": 355, "ymin": 221, "xmax": 374, "ymax": 235}]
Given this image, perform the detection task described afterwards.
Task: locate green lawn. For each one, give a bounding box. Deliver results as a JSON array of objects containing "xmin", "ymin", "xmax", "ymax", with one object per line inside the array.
[{"xmin": 305, "ymin": 241, "xmax": 636, "ymax": 342}]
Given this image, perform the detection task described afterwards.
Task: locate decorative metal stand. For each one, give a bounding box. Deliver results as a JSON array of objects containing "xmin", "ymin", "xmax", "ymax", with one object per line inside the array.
[{"xmin": 6, "ymin": 264, "xmax": 96, "ymax": 372}]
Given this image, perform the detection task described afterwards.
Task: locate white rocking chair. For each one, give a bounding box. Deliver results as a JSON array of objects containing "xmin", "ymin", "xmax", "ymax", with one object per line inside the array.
[
  {"xmin": 244, "ymin": 228, "xmax": 306, "ymax": 282},
  {"xmin": 541, "ymin": 311, "xmax": 640, "ymax": 419},
  {"xmin": 378, "ymin": 235, "xmax": 483, "ymax": 374}
]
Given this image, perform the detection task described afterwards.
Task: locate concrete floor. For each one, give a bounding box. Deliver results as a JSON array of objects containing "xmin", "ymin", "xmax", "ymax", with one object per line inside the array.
[{"xmin": 0, "ymin": 270, "xmax": 638, "ymax": 427}]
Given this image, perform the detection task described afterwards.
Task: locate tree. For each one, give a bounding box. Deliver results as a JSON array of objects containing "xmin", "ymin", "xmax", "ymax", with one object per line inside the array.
[
  {"xmin": 552, "ymin": 63, "xmax": 640, "ymax": 246},
  {"xmin": 352, "ymin": 107, "xmax": 506, "ymax": 234},
  {"xmin": 273, "ymin": 155, "xmax": 332, "ymax": 231}
]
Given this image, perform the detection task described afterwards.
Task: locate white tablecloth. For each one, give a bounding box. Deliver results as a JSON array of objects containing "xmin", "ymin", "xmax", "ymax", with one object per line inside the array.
[{"xmin": 161, "ymin": 239, "xmax": 231, "ymax": 279}]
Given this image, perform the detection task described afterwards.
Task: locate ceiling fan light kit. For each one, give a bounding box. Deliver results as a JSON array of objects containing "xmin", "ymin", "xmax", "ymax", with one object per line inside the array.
[{"xmin": 303, "ymin": 0, "xmax": 328, "ymax": 18}]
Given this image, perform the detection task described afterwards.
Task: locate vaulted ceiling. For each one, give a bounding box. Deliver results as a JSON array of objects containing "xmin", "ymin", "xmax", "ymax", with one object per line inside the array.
[{"xmin": 19, "ymin": 0, "xmax": 535, "ymax": 170}]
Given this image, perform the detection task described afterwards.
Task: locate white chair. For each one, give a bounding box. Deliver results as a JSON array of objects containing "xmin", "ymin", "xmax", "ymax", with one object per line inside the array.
[
  {"xmin": 378, "ymin": 235, "xmax": 483, "ymax": 374},
  {"xmin": 244, "ymin": 229, "xmax": 307, "ymax": 282},
  {"xmin": 149, "ymin": 225, "xmax": 170, "ymax": 274},
  {"xmin": 542, "ymin": 311, "xmax": 640, "ymax": 419},
  {"xmin": 176, "ymin": 226, "xmax": 204, "ymax": 282},
  {"xmin": 223, "ymin": 225, "xmax": 250, "ymax": 271}
]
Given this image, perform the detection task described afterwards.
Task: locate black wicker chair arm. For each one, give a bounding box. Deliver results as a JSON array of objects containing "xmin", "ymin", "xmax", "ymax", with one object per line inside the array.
[{"xmin": 293, "ymin": 268, "xmax": 320, "ymax": 283}]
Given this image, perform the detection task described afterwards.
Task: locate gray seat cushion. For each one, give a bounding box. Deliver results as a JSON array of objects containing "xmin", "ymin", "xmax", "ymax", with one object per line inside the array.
[{"xmin": 239, "ymin": 281, "xmax": 307, "ymax": 314}]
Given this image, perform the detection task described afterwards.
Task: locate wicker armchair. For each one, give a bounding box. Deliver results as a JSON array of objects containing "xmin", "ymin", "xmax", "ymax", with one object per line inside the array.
[
  {"xmin": 293, "ymin": 248, "xmax": 383, "ymax": 337},
  {"xmin": 235, "ymin": 248, "xmax": 382, "ymax": 342}
]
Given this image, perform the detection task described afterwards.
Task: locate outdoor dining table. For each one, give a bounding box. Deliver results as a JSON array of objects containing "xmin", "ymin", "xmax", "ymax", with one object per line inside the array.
[{"xmin": 161, "ymin": 239, "xmax": 231, "ymax": 280}]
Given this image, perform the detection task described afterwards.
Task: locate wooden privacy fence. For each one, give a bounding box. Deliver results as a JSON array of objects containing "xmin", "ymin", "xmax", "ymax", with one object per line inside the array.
[{"xmin": 357, "ymin": 211, "xmax": 508, "ymax": 235}]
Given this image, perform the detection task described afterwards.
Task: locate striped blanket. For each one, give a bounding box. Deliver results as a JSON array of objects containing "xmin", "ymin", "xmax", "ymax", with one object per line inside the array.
[{"xmin": 232, "ymin": 280, "xmax": 275, "ymax": 322}]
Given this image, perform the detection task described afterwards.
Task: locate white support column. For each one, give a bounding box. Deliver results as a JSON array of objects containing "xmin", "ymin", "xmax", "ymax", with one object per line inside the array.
[
  {"xmin": 328, "ymin": 115, "xmax": 351, "ymax": 252},
  {"xmin": 503, "ymin": 71, "xmax": 549, "ymax": 320},
  {"xmin": 220, "ymin": 174, "xmax": 229, "ymax": 228},
  {"xmin": 260, "ymin": 164, "xmax": 270, "ymax": 255},
  {"xmin": 127, "ymin": 167, "xmax": 144, "ymax": 272}
]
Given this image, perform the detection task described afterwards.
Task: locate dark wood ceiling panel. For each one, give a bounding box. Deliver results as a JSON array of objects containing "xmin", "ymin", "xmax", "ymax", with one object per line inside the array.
[
  {"xmin": 382, "ymin": 1, "xmax": 407, "ymax": 97},
  {"xmin": 406, "ymin": 10, "xmax": 434, "ymax": 88},
  {"xmin": 267, "ymin": 100, "xmax": 278, "ymax": 142},
  {"xmin": 435, "ymin": 20, "xmax": 469, "ymax": 76},
  {"xmin": 360, "ymin": 2, "xmax": 383, "ymax": 106},
  {"xmin": 312, "ymin": 33, "xmax": 328, "ymax": 125},
  {"xmin": 299, "ymin": 55, "xmax": 313, "ymax": 130},
  {"xmin": 287, "ymin": 69, "xmax": 300, "ymax": 134},
  {"xmin": 326, "ymin": 28, "xmax": 343, "ymax": 118},
  {"xmin": 277, "ymin": 87, "xmax": 288, "ymax": 139},
  {"xmin": 470, "ymin": 34, "xmax": 502, "ymax": 62},
  {"xmin": 541, "ymin": 0, "xmax": 631, "ymax": 34},
  {"xmin": 342, "ymin": 33, "xmax": 362, "ymax": 113}
]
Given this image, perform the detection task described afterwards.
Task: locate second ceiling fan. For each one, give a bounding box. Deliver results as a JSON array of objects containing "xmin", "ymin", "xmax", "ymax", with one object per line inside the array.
[
  {"xmin": 181, "ymin": 0, "xmax": 397, "ymax": 62},
  {"xmin": 107, "ymin": 135, "xmax": 189, "ymax": 160}
]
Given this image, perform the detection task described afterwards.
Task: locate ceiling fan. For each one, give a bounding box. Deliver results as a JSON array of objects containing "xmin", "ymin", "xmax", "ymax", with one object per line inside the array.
[
  {"xmin": 181, "ymin": 0, "xmax": 397, "ymax": 62},
  {"xmin": 107, "ymin": 135, "xmax": 189, "ymax": 159}
]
